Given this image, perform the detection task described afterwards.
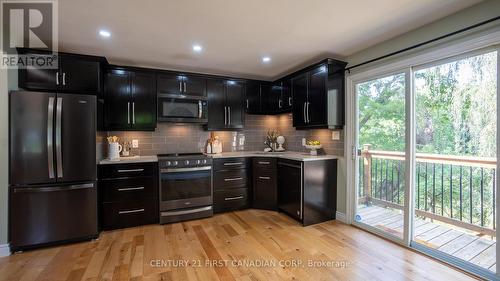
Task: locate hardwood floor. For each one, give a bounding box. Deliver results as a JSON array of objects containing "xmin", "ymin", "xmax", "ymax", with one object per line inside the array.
[{"xmin": 0, "ymin": 209, "xmax": 478, "ymax": 281}]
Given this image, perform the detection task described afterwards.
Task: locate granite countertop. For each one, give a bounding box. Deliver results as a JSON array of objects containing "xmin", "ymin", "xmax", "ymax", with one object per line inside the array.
[
  {"xmin": 207, "ymin": 151, "xmax": 340, "ymax": 162},
  {"xmin": 99, "ymin": 155, "xmax": 158, "ymax": 165}
]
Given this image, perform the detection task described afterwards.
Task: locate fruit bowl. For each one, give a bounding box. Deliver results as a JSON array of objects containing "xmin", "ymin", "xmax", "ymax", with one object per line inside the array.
[{"xmin": 305, "ymin": 144, "xmax": 322, "ymax": 155}]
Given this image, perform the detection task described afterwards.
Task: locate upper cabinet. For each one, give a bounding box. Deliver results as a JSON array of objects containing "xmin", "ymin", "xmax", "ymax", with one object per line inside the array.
[
  {"xmin": 272, "ymin": 79, "xmax": 292, "ymax": 113},
  {"xmin": 157, "ymin": 73, "xmax": 206, "ymax": 97},
  {"xmin": 245, "ymin": 81, "xmax": 283, "ymax": 115},
  {"xmin": 207, "ymin": 79, "xmax": 245, "ymax": 130},
  {"xmin": 17, "ymin": 48, "xmax": 105, "ymax": 94},
  {"xmin": 244, "ymin": 81, "xmax": 261, "ymax": 114},
  {"xmin": 291, "ymin": 59, "xmax": 347, "ymax": 129},
  {"xmin": 104, "ymin": 67, "xmax": 156, "ymax": 131}
]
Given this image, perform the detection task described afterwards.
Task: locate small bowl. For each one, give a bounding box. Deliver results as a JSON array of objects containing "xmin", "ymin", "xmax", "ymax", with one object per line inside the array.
[{"xmin": 305, "ymin": 144, "xmax": 322, "ymax": 155}]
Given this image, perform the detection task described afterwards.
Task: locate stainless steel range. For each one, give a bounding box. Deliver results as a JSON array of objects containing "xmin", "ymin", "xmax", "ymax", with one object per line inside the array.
[{"xmin": 158, "ymin": 153, "xmax": 213, "ymax": 224}]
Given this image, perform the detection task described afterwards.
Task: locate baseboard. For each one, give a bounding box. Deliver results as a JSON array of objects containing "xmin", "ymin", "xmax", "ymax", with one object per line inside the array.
[
  {"xmin": 0, "ymin": 244, "xmax": 10, "ymax": 257},
  {"xmin": 335, "ymin": 211, "xmax": 348, "ymax": 223}
]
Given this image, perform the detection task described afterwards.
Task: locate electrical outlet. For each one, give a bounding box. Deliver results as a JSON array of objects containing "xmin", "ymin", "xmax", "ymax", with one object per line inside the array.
[
  {"xmin": 132, "ymin": 139, "xmax": 139, "ymax": 148},
  {"xmin": 302, "ymin": 138, "xmax": 306, "ymax": 146},
  {"xmin": 331, "ymin": 131, "xmax": 341, "ymax": 141}
]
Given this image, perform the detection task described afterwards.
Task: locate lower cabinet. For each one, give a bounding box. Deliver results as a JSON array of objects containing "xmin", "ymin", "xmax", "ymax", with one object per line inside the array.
[
  {"xmin": 277, "ymin": 160, "xmax": 302, "ymax": 221},
  {"xmin": 98, "ymin": 162, "xmax": 159, "ymax": 230},
  {"xmin": 252, "ymin": 158, "xmax": 277, "ymax": 210},
  {"xmin": 213, "ymin": 158, "xmax": 251, "ymax": 213}
]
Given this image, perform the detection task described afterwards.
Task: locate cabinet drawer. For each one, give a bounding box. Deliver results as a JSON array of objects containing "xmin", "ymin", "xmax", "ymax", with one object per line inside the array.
[
  {"xmin": 100, "ymin": 176, "xmax": 157, "ymax": 203},
  {"xmin": 98, "ymin": 162, "xmax": 158, "ymax": 179},
  {"xmin": 214, "ymin": 158, "xmax": 250, "ymax": 171},
  {"xmin": 214, "ymin": 169, "xmax": 249, "ymax": 190},
  {"xmin": 253, "ymin": 158, "xmax": 277, "ymax": 170},
  {"xmin": 214, "ymin": 188, "xmax": 249, "ymax": 213},
  {"xmin": 100, "ymin": 199, "xmax": 158, "ymax": 230}
]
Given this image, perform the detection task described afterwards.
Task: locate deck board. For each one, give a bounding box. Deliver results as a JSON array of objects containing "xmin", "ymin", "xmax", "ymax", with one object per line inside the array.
[{"xmin": 357, "ymin": 205, "xmax": 496, "ymax": 273}]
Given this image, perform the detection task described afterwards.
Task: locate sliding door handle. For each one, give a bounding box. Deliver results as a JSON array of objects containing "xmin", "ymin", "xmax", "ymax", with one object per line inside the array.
[
  {"xmin": 55, "ymin": 97, "xmax": 63, "ymax": 178},
  {"xmin": 47, "ymin": 97, "xmax": 55, "ymax": 179}
]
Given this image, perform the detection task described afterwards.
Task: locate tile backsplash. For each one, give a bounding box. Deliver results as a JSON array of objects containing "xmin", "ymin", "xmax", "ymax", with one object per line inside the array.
[{"xmin": 98, "ymin": 114, "xmax": 344, "ymax": 159}]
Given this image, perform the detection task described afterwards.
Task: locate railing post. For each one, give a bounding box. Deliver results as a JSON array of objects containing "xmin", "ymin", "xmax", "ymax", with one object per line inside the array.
[{"xmin": 362, "ymin": 144, "xmax": 372, "ymax": 206}]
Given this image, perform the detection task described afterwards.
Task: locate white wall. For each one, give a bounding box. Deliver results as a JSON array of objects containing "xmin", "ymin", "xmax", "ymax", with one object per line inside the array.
[{"xmin": 0, "ymin": 67, "xmax": 8, "ymax": 246}]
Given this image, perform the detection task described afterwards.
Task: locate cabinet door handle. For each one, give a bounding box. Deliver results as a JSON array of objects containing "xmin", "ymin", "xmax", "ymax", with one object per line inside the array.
[
  {"xmin": 224, "ymin": 162, "xmax": 243, "ymax": 166},
  {"xmin": 62, "ymin": 72, "xmax": 66, "ymax": 85},
  {"xmin": 259, "ymin": 176, "xmax": 271, "ymax": 180},
  {"xmin": 179, "ymin": 81, "xmax": 182, "ymax": 92},
  {"xmin": 225, "ymin": 196, "xmax": 244, "ymax": 201},
  {"xmin": 246, "ymin": 99, "xmax": 249, "ymax": 109},
  {"xmin": 117, "ymin": 168, "xmax": 144, "ymax": 173},
  {"xmin": 56, "ymin": 72, "xmax": 59, "ymax": 85},
  {"xmin": 184, "ymin": 82, "xmax": 187, "ymax": 92},
  {"xmin": 224, "ymin": 106, "xmax": 227, "ymax": 125},
  {"xmin": 132, "ymin": 102, "xmax": 135, "ymax": 124},
  {"xmin": 224, "ymin": 177, "xmax": 243, "ymax": 182},
  {"xmin": 228, "ymin": 106, "xmax": 231, "ymax": 125},
  {"xmin": 303, "ymin": 102, "xmax": 307, "ymax": 123},
  {"xmin": 258, "ymin": 161, "xmax": 270, "ymax": 165},
  {"xmin": 278, "ymin": 99, "xmax": 282, "ymax": 108},
  {"xmin": 198, "ymin": 100, "xmax": 203, "ymax": 118},
  {"xmin": 306, "ymin": 102, "xmax": 311, "ymax": 123},
  {"xmin": 119, "ymin": 208, "xmax": 145, "ymax": 215},
  {"xmin": 289, "ymin": 97, "xmax": 292, "ymax": 106},
  {"xmin": 117, "ymin": 186, "xmax": 144, "ymax": 191},
  {"xmin": 127, "ymin": 102, "xmax": 130, "ymax": 124}
]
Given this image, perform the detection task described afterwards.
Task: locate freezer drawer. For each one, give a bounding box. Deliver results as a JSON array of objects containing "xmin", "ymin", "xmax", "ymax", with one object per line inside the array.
[{"xmin": 9, "ymin": 182, "xmax": 98, "ymax": 251}]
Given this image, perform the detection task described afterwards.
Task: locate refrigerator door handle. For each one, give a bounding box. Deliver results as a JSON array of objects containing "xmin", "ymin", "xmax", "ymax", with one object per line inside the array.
[
  {"xmin": 47, "ymin": 97, "xmax": 55, "ymax": 179},
  {"xmin": 13, "ymin": 183, "xmax": 95, "ymax": 193},
  {"xmin": 56, "ymin": 97, "xmax": 63, "ymax": 178}
]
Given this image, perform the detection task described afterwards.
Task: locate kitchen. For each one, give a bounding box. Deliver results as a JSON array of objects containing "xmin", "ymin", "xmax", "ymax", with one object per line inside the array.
[{"xmin": 1, "ymin": 1, "xmax": 497, "ymax": 280}]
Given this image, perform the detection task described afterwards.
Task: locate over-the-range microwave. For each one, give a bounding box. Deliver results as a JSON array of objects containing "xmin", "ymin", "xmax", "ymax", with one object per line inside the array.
[{"xmin": 157, "ymin": 94, "xmax": 208, "ymax": 123}]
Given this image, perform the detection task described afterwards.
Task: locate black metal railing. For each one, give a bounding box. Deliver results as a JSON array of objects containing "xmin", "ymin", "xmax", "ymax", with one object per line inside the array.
[{"xmin": 359, "ymin": 146, "xmax": 496, "ymax": 235}]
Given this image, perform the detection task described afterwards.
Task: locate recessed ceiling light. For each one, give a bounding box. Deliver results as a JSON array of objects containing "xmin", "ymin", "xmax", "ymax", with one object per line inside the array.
[
  {"xmin": 99, "ymin": 30, "xmax": 111, "ymax": 38},
  {"xmin": 262, "ymin": 56, "xmax": 271, "ymax": 63},
  {"xmin": 192, "ymin": 44, "xmax": 203, "ymax": 52}
]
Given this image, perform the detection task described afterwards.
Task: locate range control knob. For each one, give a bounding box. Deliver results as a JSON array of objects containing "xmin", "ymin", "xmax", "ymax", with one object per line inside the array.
[
  {"xmin": 185, "ymin": 160, "xmax": 190, "ymax": 165},
  {"xmin": 173, "ymin": 161, "xmax": 178, "ymax": 166}
]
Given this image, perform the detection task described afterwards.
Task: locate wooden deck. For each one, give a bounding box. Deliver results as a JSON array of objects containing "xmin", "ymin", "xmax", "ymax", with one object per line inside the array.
[{"xmin": 357, "ymin": 205, "xmax": 497, "ymax": 272}]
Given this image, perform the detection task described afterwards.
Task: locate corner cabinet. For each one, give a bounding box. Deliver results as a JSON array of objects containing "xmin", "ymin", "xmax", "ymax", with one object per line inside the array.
[
  {"xmin": 104, "ymin": 67, "xmax": 157, "ymax": 131},
  {"xmin": 207, "ymin": 79, "xmax": 245, "ymax": 130},
  {"xmin": 291, "ymin": 59, "xmax": 347, "ymax": 129}
]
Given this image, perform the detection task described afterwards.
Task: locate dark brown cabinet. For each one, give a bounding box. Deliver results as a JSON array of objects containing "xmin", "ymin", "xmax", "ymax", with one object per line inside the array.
[
  {"xmin": 252, "ymin": 158, "xmax": 277, "ymax": 210},
  {"xmin": 277, "ymin": 160, "xmax": 302, "ymax": 221},
  {"xmin": 98, "ymin": 162, "xmax": 159, "ymax": 230},
  {"xmin": 157, "ymin": 73, "xmax": 206, "ymax": 97},
  {"xmin": 18, "ymin": 48, "xmax": 105, "ymax": 94},
  {"xmin": 273, "ymin": 79, "xmax": 292, "ymax": 113},
  {"xmin": 207, "ymin": 79, "xmax": 245, "ymax": 130},
  {"xmin": 291, "ymin": 60, "xmax": 346, "ymax": 129},
  {"xmin": 213, "ymin": 158, "xmax": 251, "ymax": 213},
  {"xmin": 104, "ymin": 67, "xmax": 156, "ymax": 131},
  {"xmin": 245, "ymin": 81, "xmax": 261, "ymax": 114}
]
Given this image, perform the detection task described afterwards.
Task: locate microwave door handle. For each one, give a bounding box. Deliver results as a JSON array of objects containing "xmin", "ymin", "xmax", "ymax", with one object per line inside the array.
[{"xmin": 198, "ymin": 100, "xmax": 202, "ymax": 118}]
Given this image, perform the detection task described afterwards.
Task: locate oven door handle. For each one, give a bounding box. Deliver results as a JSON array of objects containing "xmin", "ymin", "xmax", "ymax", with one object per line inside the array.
[{"xmin": 161, "ymin": 166, "xmax": 212, "ymax": 173}]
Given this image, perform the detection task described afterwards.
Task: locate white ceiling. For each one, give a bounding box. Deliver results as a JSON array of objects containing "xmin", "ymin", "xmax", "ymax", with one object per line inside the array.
[{"xmin": 59, "ymin": 0, "xmax": 481, "ymax": 80}]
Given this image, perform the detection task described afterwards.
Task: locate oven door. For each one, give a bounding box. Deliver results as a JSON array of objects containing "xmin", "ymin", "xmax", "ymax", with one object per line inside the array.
[
  {"xmin": 157, "ymin": 95, "xmax": 208, "ymax": 123},
  {"xmin": 160, "ymin": 166, "xmax": 212, "ymax": 210}
]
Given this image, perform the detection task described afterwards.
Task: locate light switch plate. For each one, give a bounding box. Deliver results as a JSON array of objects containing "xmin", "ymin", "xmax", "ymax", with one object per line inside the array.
[
  {"xmin": 132, "ymin": 139, "xmax": 139, "ymax": 148},
  {"xmin": 331, "ymin": 131, "xmax": 341, "ymax": 141}
]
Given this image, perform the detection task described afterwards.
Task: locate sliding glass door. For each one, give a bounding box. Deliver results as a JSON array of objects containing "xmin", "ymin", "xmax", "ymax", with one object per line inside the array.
[
  {"xmin": 354, "ymin": 73, "xmax": 407, "ymax": 240},
  {"xmin": 351, "ymin": 47, "xmax": 499, "ymax": 279},
  {"xmin": 412, "ymin": 50, "xmax": 498, "ymax": 275}
]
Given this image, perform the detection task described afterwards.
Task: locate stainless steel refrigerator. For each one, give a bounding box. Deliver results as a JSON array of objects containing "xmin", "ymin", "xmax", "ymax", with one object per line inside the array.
[{"xmin": 9, "ymin": 91, "xmax": 98, "ymax": 251}]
